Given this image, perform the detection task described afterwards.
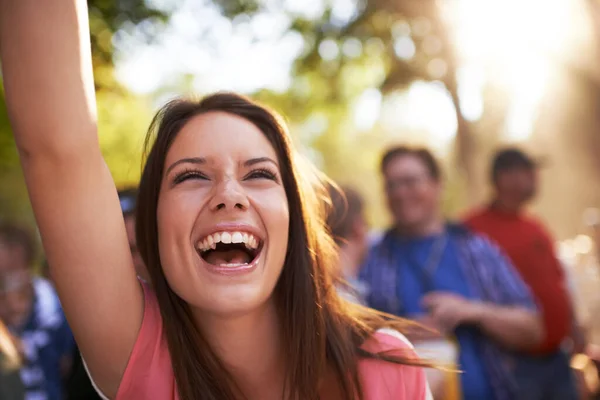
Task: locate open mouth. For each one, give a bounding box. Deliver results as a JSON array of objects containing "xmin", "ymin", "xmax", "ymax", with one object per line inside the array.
[{"xmin": 196, "ymin": 231, "xmax": 263, "ymax": 267}]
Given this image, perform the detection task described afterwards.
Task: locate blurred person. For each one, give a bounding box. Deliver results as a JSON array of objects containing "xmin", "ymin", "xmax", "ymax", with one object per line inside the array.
[
  {"xmin": 361, "ymin": 145, "xmax": 544, "ymax": 400},
  {"xmin": 584, "ymin": 208, "xmax": 600, "ymax": 265},
  {"xmin": 326, "ymin": 184, "xmax": 369, "ymax": 305},
  {"xmin": 0, "ymin": 3, "xmax": 433, "ymax": 400},
  {"xmin": 118, "ymin": 188, "xmax": 150, "ymax": 283},
  {"xmin": 465, "ymin": 148, "xmax": 580, "ymax": 400},
  {"xmin": 595, "ymin": 226, "xmax": 600, "ymax": 265},
  {"xmin": 0, "ymin": 239, "xmax": 24, "ymax": 400},
  {"xmin": 0, "ymin": 223, "xmax": 74, "ymax": 400}
]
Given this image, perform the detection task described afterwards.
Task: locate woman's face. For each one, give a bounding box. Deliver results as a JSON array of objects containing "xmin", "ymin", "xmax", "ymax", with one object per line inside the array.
[{"xmin": 157, "ymin": 111, "xmax": 290, "ymax": 317}]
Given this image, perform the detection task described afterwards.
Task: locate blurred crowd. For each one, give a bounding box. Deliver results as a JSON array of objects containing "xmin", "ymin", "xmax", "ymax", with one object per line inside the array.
[
  {"xmin": 329, "ymin": 145, "xmax": 600, "ymax": 400},
  {"xmin": 0, "ymin": 144, "xmax": 599, "ymax": 400}
]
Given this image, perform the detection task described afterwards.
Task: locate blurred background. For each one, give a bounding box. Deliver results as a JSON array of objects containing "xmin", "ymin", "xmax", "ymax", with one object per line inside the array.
[{"xmin": 0, "ymin": 0, "xmax": 600, "ymax": 342}]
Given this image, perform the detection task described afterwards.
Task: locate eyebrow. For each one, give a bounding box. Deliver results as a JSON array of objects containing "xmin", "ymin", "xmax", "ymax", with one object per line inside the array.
[
  {"xmin": 165, "ymin": 156, "xmax": 278, "ymax": 175},
  {"xmin": 243, "ymin": 157, "xmax": 279, "ymax": 168},
  {"xmin": 165, "ymin": 157, "xmax": 206, "ymax": 175}
]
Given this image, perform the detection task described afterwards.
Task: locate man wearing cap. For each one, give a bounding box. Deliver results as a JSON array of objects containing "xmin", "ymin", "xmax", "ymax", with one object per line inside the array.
[{"xmin": 465, "ymin": 148, "xmax": 579, "ymax": 400}]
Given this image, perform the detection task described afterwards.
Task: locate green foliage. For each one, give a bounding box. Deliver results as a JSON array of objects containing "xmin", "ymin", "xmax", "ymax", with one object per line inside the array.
[
  {"xmin": 212, "ymin": 0, "xmax": 461, "ymax": 228},
  {"xmin": 97, "ymin": 91, "xmax": 153, "ymax": 186},
  {"xmin": 88, "ymin": 0, "xmax": 168, "ymax": 88},
  {"xmin": 0, "ymin": 0, "xmax": 168, "ymax": 223}
]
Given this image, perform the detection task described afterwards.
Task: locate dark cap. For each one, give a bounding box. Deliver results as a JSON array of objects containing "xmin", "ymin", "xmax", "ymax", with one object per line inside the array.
[
  {"xmin": 491, "ymin": 148, "xmax": 544, "ymax": 179},
  {"xmin": 118, "ymin": 188, "xmax": 138, "ymax": 216}
]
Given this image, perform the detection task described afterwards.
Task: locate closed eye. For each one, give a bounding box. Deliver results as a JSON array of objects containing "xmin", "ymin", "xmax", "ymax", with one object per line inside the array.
[
  {"xmin": 173, "ymin": 170, "xmax": 208, "ymax": 184},
  {"xmin": 245, "ymin": 168, "xmax": 278, "ymax": 182}
]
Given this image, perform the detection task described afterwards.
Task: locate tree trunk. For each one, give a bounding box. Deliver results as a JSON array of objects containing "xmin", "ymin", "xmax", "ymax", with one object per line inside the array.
[{"xmin": 432, "ymin": 4, "xmax": 480, "ymax": 205}]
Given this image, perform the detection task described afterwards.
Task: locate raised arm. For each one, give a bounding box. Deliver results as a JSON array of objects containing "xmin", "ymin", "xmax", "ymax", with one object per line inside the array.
[{"xmin": 0, "ymin": 0, "xmax": 143, "ymax": 397}]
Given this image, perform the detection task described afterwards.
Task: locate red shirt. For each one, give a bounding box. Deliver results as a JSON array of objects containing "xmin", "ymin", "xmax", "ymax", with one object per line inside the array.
[{"xmin": 465, "ymin": 207, "xmax": 571, "ymax": 354}]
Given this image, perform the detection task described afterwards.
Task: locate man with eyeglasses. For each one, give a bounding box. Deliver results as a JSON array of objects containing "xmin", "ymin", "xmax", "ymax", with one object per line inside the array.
[{"xmin": 360, "ymin": 145, "xmax": 544, "ymax": 400}]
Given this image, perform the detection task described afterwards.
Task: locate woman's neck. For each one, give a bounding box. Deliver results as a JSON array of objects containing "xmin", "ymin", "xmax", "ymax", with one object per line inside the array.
[{"xmin": 193, "ymin": 300, "xmax": 285, "ymax": 399}]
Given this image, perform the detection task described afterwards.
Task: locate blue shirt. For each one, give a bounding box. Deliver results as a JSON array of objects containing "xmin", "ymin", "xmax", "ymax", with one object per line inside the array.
[
  {"xmin": 18, "ymin": 279, "xmax": 74, "ymax": 400},
  {"xmin": 391, "ymin": 234, "xmax": 493, "ymax": 400},
  {"xmin": 361, "ymin": 224, "xmax": 538, "ymax": 400}
]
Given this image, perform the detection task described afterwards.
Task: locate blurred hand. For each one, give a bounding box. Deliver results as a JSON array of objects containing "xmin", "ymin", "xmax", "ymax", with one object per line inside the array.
[
  {"xmin": 0, "ymin": 320, "xmax": 24, "ymax": 365},
  {"xmin": 571, "ymin": 323, "xmax": 588, "ymax": 355},
  {"xmin": 402, "ymin": 314, "xmax": 446, "ymax": 342},
  {"xmin": 422, "ymin": 292, "xmax": 484, "ymax": 334}
]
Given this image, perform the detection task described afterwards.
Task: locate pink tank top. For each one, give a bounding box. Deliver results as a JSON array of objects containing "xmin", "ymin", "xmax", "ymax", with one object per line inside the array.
[{"xmin": 114, "ymin": 284, "xmax": 429, "ymax": 400}]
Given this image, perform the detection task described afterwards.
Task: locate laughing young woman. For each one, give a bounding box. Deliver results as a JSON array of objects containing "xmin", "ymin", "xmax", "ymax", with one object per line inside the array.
[{"xmin": 0, "ymin": 1, "xmax": 431, "ymax": 399}]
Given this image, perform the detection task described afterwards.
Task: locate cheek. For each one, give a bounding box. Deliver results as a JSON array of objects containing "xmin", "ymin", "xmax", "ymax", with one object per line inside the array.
[
  {"xmin": 253, "ymin": 188, "xmax": 289, "ymax": 255},
  {"xmin": 421, "ymin": 188, "xmax": 439, "ymax": 207},
  {"xmin": 390, "ymin": 191, "xmax": 416, "ymax": 209},
  {"xmin": 6, "ymin": 292, "xmax": 27, "ymax": 313},
  {"xmin": 270, "ymin": 200, "xmax": 290, "ymax": 247},
  {"xmin": 156, "ymin": 192, "xmax": 202, "ymax": 269}
]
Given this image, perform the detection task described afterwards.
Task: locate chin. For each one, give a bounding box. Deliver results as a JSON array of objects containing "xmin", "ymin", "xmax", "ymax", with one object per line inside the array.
[
  {"xmin": 192, "ymin": 287, "xmax": 275, "ymax": 318},
  {"xmin": 168, "ymin": 258, "xmax": 281, "ymax": 319}
]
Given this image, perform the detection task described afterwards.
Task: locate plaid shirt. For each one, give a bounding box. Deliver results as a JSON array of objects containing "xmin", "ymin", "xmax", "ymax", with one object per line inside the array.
[
  {"xmin": 17, "ymin": 279, "xmax": 74, "ymax": 400},
  {"xmin": 360, "ymin": 223, "xmax": 538, "ymax": 400}
]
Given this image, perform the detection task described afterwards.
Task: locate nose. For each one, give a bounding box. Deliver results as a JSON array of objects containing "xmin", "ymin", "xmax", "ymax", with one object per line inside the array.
[{"xmin": 209, "ymin": 178, "xmax": 250, "ymax": 212}]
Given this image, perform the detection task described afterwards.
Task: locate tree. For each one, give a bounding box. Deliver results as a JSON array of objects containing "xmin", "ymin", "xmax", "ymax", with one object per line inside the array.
[
  {"xmin": 214, "ymin": 0, "xmax": 478, "ymax": 202},
  {"xmin": 0, "ymin": 0, "xmax": 169, "ymax": 222}
]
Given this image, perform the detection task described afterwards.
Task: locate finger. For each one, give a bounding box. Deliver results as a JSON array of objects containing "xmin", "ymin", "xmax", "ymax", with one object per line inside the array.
[
  {"xmin": 421, "ymin": 293, "xmax": 441, "ymax": 308},
  {"xmin": 428, "ymin": 307, "xmax": 447, "ymax": 327},
  {"xmin": 432, "ymin": 303, "xmax": 459, "ymax": 324},
  {"xmin": 422, "ymin": 291, "xmax": 457, "ymax": 306},
  {"xmin": 444, "ymin": 313, "xmax": 460, "ymax": 332},
  {"xmin": 436, "ymin": 312, "xmax": 458, "ymax": 334}
]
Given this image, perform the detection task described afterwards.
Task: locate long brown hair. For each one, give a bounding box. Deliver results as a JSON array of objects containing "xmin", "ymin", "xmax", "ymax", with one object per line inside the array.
[{"xmin": 136, "ymin": 93, "xmax": 425, "ymax": 400}]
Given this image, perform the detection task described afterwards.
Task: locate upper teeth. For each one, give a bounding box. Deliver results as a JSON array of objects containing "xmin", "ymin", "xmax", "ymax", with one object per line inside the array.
[{"xmin": 197, "ymin": 231, "xmax": 260, "ymax": 252}]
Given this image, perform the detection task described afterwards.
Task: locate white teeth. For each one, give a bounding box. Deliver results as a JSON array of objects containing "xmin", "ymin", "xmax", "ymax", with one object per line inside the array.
[
  {"xmin": 231, "ymin": 232, "xmax": 243, "ymax": 243},
  {"xmin": 197, "ymin": 231, "xmax": 262, "ymax": 252},
  {"xmin": 221, "ymin": 232, "xmax": 232, "ymax": 244}
]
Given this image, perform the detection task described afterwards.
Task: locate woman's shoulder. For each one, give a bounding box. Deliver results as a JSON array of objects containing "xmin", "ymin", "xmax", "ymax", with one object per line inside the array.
[
  {"xmin": 112, "ymin": 283, "xmax": 176, "ymax": 399},
  {"xmin": 360, "ymin": 328, "xmax": 415, "ymax": 355},
  {"xmin": 359, "ymin": 329, "xmax": 431, "ymax": 400}
]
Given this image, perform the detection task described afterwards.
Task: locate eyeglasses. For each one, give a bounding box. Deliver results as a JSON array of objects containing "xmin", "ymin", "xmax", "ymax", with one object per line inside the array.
[{"xmin": 385, "ymin": 174, "xmax": 431, "ymax": 192}]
